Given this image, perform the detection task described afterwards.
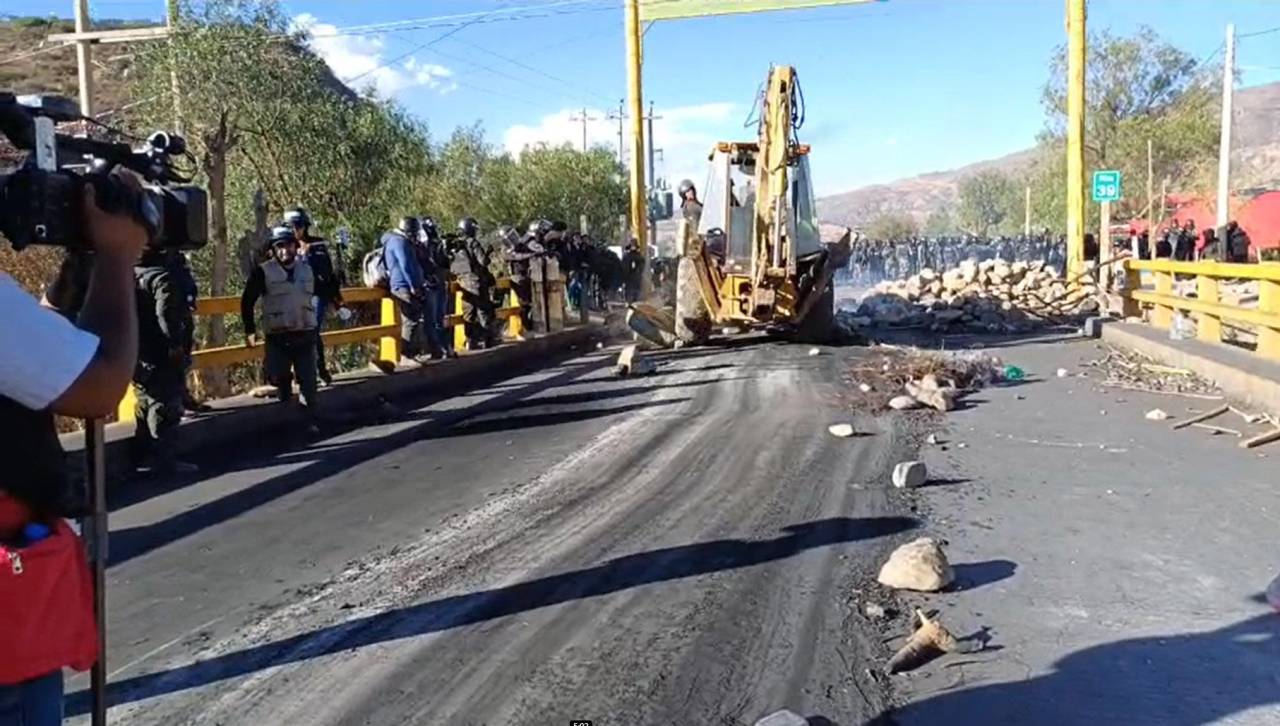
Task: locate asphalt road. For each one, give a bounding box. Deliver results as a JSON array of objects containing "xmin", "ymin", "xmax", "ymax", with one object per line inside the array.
[{"xmin": 70, "ymin": 339, "xmax": 919, "ymax": 725}]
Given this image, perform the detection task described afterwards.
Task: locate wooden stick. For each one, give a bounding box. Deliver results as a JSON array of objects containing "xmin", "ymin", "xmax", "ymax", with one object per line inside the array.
[
  {"xmin": 1141, "ymin": 363, "xmax": 1193, "ymax": 376},
  {"xmin": 1189, "ymin": 422, "xmax": 1242, "ymax": 437},
  {"xmin": 1100, "ymin": 382, "xmax": 1225, "ymax": 400},
  {"xmin": 1228, "ymin": 405, "xmax": 1264, "ymax": 424},
  {"xmin": 1241, "ymin": 427, "xmax": 1280, "ymax": 450},
  {"xmin": 1171, "ymin": 404, "xmax": 1230, "ymax": 429}
]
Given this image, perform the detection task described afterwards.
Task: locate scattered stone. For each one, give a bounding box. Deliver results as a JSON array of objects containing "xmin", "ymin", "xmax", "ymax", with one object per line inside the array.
[
  {"xmin": 859, "ymin": 383, "xmax": 873, "ymax": 393},
  {"xmin": 808, "ymin": 347, "xmax": 821, "ymax": 356},
  {"xmin": 889, "ymin": 395, "xmax": 921, "ymax": 411},
  {"xmin": 916, "ymin": 387, "xmax": 957, "ymax": 412},
  {"xmin": 754, "ymin": 710, "xmax": 808, "ymax": 726},
  {"xmin": 892, "ymin": 460, "xmax": 928, "ymax": 489},
  {"xmin": 1145, "ymin": 408, "xmax": 1170, "ymax": 421},
  {"xmin": 596, "ymin": 341, "xmax": 605, "ymax": 350},
  {"xmin": 613, "ymin": 344, "xmax": 655, "ymax": 376},
  {"xmin": 828, "ymin": 423, "xmax": 857, "ymax": 438},
  {"xmin": 878, "ymin": 537, "xmax": 955, "ymax": 592},
  {"xmin": 926, "ymin": 433, "xmax": 939, "ymax": 445},
  {"xmin": 1056, "ymin": 368, "xmax": 1069, "ymax": 378},
  {"xmin": 863, "ymin": 602, "xmax": 888, "ymax": 619},
  {"xmin": 957, "ymin": 442, "xmax": 968, "ymax": 449}
]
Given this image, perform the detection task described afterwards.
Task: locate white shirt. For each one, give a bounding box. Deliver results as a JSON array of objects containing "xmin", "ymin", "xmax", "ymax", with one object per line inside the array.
[{"xmin": 0, "ymin": 272, "xmax": 99, "ymax": 410}]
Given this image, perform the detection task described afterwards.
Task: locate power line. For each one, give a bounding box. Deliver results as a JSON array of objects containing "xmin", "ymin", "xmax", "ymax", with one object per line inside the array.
[
  {"xmin": 342, "ymin": 14, "xmax": 480, "ymax": 86},
  {"xmin": 1238, "ymin": 25, "xmax": 1280, "ymax": 39},
  {"xmin": 443, "ymin": 36, "xmax": 616, "ymax": 104}
]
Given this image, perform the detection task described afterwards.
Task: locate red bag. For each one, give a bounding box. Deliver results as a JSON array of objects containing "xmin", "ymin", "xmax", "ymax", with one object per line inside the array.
[{"xmin": 0, "ymin": 519, "xmax": 98, "ymax": 684}]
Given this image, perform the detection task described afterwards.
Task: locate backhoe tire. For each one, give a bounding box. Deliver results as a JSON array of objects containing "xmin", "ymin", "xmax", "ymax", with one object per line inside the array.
[
  {"xmin": 675, "ymin": 257, "xmax": 712, "ymax": 345},
  {"xmin": 794, "ymin": 282, "xmax": 835, "ymax": 344}
]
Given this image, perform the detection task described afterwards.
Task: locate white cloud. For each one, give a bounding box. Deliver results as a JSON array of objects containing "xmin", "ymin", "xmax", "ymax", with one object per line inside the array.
[
  {"xmin": 502, "ymin": 101, "xmax": 741, "ymax": 191},
  {"xmin": 292, "ymin": 13, "xmax": 456, "ymax": 98}
]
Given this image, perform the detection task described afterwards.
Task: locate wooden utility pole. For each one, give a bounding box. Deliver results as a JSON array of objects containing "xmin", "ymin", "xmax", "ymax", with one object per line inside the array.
[
  {"xmin": 569, "ymin": 107, "xmax": 597, "ymax": 152},
  {"xmin": 1099, "ymin": 200, "xmax": 1112, "ymax": 290},
  {"xmin": 645, "ymin": 101, "xmax": 662, "ymax": 253},
  {"xmin": 73, "ymin": 0, "xmax": 95, "ymax": 116},
  {"xmin": 1215, "ymin": 23, "xmax": 1236, "ymax": 228},
  {"xmin": 1024, "ymin": 186, "xmax": 1031, "ymax": 236},
  {"xmin": 167, "ymin": 0, "xmax": 183, "ymax": 133},
  {"xmin": 1065, "ymin": 0, "xmax": 1087, "ymax": 279},
  {"xmin": 1152, "ymin": 142, "xmax": 1162, "ymax": 242},
  {"xmin": 607, "ymin": 100, "xmax": 626, "ymax": 165}
]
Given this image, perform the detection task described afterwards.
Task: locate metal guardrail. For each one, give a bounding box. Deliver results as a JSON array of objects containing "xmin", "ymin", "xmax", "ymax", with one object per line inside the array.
[
  {"xmin": 1121, "ymin": 259, "xmax": 1280, "ymax": 361},
  {"xmin": 117, "ymin": 279, "xmax": 540, "ymax": 422}
]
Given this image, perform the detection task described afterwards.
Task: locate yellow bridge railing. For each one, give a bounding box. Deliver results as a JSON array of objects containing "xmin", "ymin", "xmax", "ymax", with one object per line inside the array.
[
  {"xmin": 1122, "ymin": 259, "xmax": 1280, "ymax": 361},
  {"xmin": 118, "ymin": 279, "xmax": 533, "ymax": 422}
]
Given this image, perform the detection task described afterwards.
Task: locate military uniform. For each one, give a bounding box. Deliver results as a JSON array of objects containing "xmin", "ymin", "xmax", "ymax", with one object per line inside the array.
[
  {"xmin": 132, "ymin": 253, "xmax": 189, "ymax": 468},
  {"xmin": 451, "ymin": 236, "xmax": 496, "ymax": 348},
  {"xmin": 241, "ymin": 257, "xmax": 319, "ymax": 415}
]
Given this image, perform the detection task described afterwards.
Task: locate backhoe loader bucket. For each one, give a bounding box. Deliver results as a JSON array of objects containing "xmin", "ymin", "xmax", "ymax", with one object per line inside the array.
[{"xmin": 627, "ymin": 302, "xmax": 678, "ymax": 348}]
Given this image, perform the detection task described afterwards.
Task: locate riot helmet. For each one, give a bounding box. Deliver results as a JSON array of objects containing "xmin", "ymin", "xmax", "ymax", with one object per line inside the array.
[
  {"xmin": 458, "ymin": 217, "xmax": 479, "ymax": 238},
  {"xmin": 283, "ymin": 207, "xmax": 311, "ymax": 230},
  {"xmin": 396, "ymin": 216, "xmax": 421, "ymax": 238}
]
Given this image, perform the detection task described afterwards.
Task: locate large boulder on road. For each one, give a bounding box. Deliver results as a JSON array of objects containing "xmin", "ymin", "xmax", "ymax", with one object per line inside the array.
[{"xmin": 877, "ymin": 537, "xmax": 954, "ymax": 592}]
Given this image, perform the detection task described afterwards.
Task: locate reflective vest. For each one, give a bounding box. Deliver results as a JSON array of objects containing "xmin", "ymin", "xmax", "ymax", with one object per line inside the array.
[{"xmin": 261, "ymin": 258, "xmax": 315, "ymax": 334}]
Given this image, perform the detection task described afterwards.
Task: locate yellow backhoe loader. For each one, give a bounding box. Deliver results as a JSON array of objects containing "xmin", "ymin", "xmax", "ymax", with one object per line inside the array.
[{"xmin": 667, "ymin": 64, "xmax": 851, "ymax": 344}]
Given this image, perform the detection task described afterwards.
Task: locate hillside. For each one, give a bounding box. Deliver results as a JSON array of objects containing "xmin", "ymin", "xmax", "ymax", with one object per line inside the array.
[
  {"xmin": 818, "ymin": 81, "xmax": 1280, "ymax": 230},
  {"xmin": 0, "ymin": 17, "xmax": 140, "ymax": 114}
]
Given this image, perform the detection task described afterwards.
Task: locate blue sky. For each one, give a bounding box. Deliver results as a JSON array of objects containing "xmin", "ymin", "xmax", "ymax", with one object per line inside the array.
[{"xmin": 11, "ymin": 0, "xmax": 1280, "ymax": 195}]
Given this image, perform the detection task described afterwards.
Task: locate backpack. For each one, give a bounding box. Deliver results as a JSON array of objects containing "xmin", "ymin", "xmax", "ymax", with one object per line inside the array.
[{"xmin": 362, "ymin": 246, "xmax": 390, "ymax": 288}]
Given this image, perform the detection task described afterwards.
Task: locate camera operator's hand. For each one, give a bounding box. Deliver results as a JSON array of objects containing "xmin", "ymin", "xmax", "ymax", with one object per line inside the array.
[
  {"xmin": 84, "ymin": 171, "xmax": 148, "ymax": 261},
  {"xmin": 245, "ymin": 333, "xmax": 259, "ymax": 348}
]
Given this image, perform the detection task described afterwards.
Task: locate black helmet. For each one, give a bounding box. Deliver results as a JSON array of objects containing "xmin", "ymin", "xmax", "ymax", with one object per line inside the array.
[
  {"xmin": 458, "ymin": 217, "xmax": 479, "ymax": 237},
  {"xmin": 421, "ymin": 217, "xmax": 439, "ymax": 239},
  {"xmin": 396, "ymin": 216, "xmax": 420, "ymax": 237},
  {"xmin": 269, "ymin": 226, "xmax": 295, "ymax": 246},
  {"xmin": 283, "ymin": 207, "xmax": 311, "ymax": 229},
  {"xmin": 678, "ymin": 179, "xmax": 696, "ymax": 197}
]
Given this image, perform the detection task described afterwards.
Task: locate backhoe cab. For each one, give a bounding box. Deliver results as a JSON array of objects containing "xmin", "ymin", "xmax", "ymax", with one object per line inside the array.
[{"xmin": 674, "ymin": 65, "xmax": 850, "ymax": 344}]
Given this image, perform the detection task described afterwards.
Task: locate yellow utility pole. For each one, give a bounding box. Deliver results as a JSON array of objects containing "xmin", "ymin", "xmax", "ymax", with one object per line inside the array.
[
  {"xmin": 1065, "ymin": 0, "xmax": 1086, "ymax": 278},
  {"xmin": 624, "ymin": 0, "xmax": 647, "ymax": 264}
]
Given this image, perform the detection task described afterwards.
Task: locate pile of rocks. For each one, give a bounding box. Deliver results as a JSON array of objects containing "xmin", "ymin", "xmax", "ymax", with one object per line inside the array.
[{"xmin": 843, "ymin": 259, "xmax": 1100, "ymax": 333}]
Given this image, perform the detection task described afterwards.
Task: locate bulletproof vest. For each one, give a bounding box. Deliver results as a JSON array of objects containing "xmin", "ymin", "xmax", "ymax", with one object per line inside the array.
[
  {"xmin": 0, "ymin": 396, "xmax": 83, "ymax": 520},
  {"xmin": 260, "ymin": 258, "xmax": 316, "ymax": 334},
  {"xmin": 135, "ymin": 263, "xmax": 175, "ymax": 366},
  {"xmin": 683, "ymin": 200, "xmax": 703, "ymax": 227}
]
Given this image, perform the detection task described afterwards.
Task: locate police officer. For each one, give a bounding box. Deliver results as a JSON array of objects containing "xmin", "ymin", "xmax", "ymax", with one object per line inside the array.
[
  {"xmin": 283, "ymin": 207, "xmax": 342, "ymax": 386},
  {"xmin": 622, "ymin": 241, "xmax": 645, "ymax": 302},
  {"xmin": 452, "ymin": 217, "xmax": 497, "ymax": 349},
  {"xmin": 417, "ymin": 216, "xmax": 450, "ymax": 358},
  {"xmin": 166, "ymin": 249, "xmax": 210, "ymax": 414},
  {"xmin": 132, "ymin": 249, "xmax": 199, "ymax": 474},
  {"xmin": 505, "ymin": 221, "xmax": 545, "ymax": 332},
  {"xmin": 679, "ymin": 179, "xmax": 703, "ymax": 228},
  {"xmin": 241, "ymin": 226, "xmax": 321, "ymax": 431}
]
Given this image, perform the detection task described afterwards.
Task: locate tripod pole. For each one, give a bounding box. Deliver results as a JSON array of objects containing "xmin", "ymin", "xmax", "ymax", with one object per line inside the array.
[{"xmin": 82, "ymin": 417, "xmax": 109, "ymax": 725}]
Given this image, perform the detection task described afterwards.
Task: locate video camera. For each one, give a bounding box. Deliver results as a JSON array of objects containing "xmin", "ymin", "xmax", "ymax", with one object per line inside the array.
[{"xmin": 0, "ymin": 92, "xmax": 207, "ymax": 251}]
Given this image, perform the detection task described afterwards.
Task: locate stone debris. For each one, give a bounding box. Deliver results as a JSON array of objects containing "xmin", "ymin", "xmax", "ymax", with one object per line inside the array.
[
  {"xmin": 859, "ymin": 383, "xmax": 873, "ymax": 393},
  {"xmin": 1056, "ymin": 368, "xmax": 1069, "ymax": 378},
  {"xmin": 926, "ymin": 433, "xmax": 939, "ymax": 445},
  {"xmin": 892, "ymin": 461, "xmax": 929, "ymax": 489},
  {"xmin": 863, "ymin": 601, "xmax": 889, "ymax": 619},
  {"xmin": 754, "ymin": 710, "xmax": 808, "ymax": 726},
  {"xmin": 838, "ymin": 259, "xmax": 1100, "ymax": 335},
  {"xmin": 889, "ymin": 395, "xmax": 922, "ymax": 410},
  {"xmin": 886, "ymin": 609, "xmax": 960, "ymax": 675},
  {"xmin": 808, "ymin": 347, "xmax": 822, "ymax": 356},
  {"xmin": 1145, "ymin": 408, "xmax": 1170, "ymax": 421},
  {"xmin": 878, "ymin": 537, "xmax": 954, "ymax": 592},
  {"xmin": 828, "ymin": 423, "xmax": 857, "ymax": 438}
]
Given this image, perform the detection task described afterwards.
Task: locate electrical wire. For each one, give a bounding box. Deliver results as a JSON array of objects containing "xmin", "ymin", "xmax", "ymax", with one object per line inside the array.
[{"xmin": 442, "ymin": 37, "xmax": 617, "ymax": 104}]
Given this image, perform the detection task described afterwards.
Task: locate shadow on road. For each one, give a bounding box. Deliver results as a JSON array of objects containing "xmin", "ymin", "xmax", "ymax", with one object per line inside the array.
[
  {"xmin": 433, "ymin": 398, "xmax": 689, "ymax": 437},
  {"xmin": 873, "ymin": 610, "xmax": 1279, "ymax": 726},
  {"xmin": 72, "ymin": 516, "xmax": 917, "ymax": 715},
  {"xmin": 504, "ymin": 377, "xmax": 751, "ymax": 411},
  {"xmin": 948, "ymin": 559, "xmax": 1017, "ymax": 591},
  {"xmin": 107, "ymin": 353, "xmax": 615, "ymax": 566}
]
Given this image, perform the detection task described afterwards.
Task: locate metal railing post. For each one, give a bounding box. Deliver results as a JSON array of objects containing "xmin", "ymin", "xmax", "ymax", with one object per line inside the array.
[
  {"xmin": 1196, "ymin": 274, "xmax": 1222, "ymax": 344},
  {"xmin": 1152, "ymin": 268, "xmax": 1173, "ymax": 329},
  {"xmin": 379, "ymin": 293, "xmax": 401, "ymax": 365},
  {"xmin": 1260, "ymin": 277, "xmax": 1280, "ymax": 360}
]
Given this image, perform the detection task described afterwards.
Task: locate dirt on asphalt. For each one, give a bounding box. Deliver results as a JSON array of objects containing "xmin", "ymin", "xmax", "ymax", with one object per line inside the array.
[{"xmin": 72, "ymin": 337, "xmax": 937, "ymax": 726}]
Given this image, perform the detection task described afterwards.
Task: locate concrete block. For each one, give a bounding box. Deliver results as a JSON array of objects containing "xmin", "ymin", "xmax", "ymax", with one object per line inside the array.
[{"xmin": 1082, "ymin": 316, "xmax": 1108, "ymax": 338}]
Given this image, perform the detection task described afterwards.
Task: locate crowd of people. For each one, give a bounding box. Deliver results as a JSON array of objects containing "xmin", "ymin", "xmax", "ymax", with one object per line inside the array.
[
  {"xmin": 124, "ymin": 209, "xmax": 657, "ymax": 471},
  {"xmin": 847, "ymin": 233, "xmax": 1070, "ymax": 286},
  {"xmin": 1125, "ymin": 218, "xmax": 1253, "ymax": 263}
]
